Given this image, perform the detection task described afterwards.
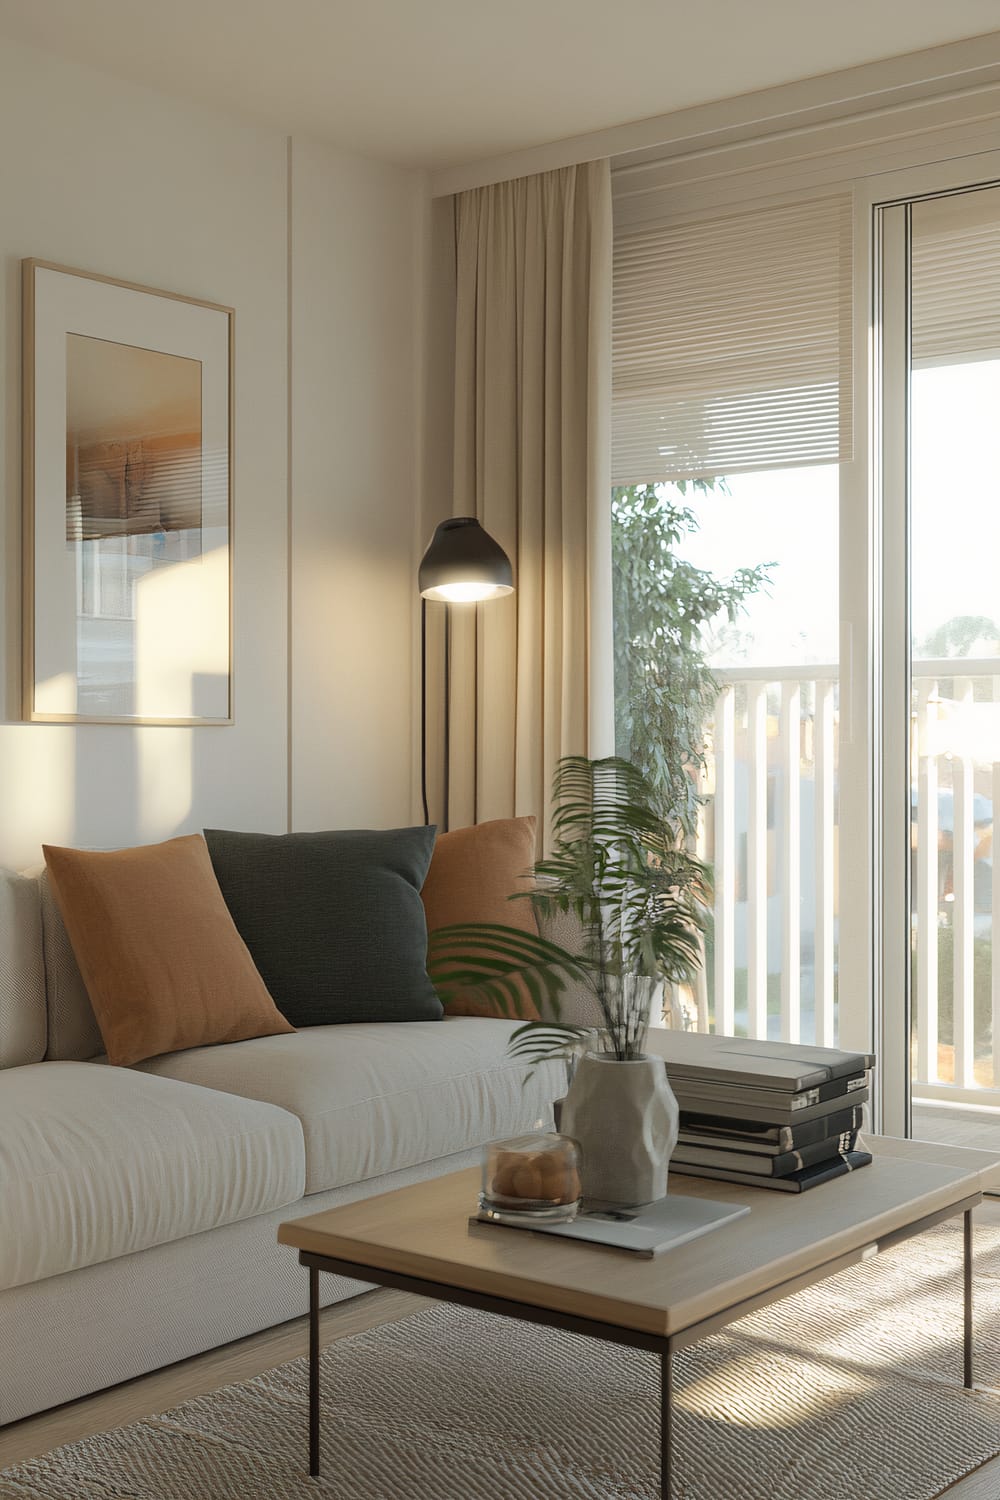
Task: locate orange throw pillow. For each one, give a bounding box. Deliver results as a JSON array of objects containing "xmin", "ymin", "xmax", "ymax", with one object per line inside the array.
[
  {"xmin": 422, "ymin": 816, "xmax": 541, "ymax": 1019},
  {"xmin": 42, "ymin": 834, "xmax": 294, "ymax": 1067}
]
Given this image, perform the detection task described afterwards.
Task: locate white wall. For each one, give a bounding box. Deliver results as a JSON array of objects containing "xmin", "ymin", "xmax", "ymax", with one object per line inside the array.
[
  {"xmin": 290, "ymin": 139, "xmax": 424, "ymax": 830},
  {"xmin": 0, "ymin": 37, "xmax": 424, "ymax": 868}
]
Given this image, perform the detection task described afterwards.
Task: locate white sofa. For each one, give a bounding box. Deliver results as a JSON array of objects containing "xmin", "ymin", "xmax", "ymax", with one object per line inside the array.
[{"xmin": 0, "ymin": 867, "xmax": 578, "ymax": 1426}]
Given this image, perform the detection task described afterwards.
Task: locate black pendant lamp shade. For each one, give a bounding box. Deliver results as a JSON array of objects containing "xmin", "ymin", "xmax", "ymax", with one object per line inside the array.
[{"xmin": 418, "ymin": 517, "xmax": 514, "ymax": 603}]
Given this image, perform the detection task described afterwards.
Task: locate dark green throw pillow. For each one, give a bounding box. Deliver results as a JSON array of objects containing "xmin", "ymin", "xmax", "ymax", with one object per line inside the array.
[{"xmin": 203, "ymin": 827, "xmax": 442, "ymax": 1027}]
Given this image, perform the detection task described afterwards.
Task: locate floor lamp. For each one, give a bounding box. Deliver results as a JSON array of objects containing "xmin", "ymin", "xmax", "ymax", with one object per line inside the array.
[{"xmin": 418, "ymin": 517, "xmax": 514, "ymax": 831}]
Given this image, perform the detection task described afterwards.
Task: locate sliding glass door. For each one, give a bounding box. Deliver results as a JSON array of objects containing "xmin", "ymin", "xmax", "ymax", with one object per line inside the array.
[
  {"xmin": 616, "ymin": 467, "xmax": 842, "ymax": 1045},
  {"xmin": 611, "ymin": 193, "xmax": 856, "ymax": 1049},
  {"xmin": 876, "ymin": 163, "xmax": 1000, "ymax": 1146},
  {"xmin": 611, "ymin": 153, "xmax": 1000, "ymax": 1146}
]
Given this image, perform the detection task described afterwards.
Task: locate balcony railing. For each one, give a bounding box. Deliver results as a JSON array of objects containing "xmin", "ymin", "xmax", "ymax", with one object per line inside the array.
[{"xmin": 700, "ymin": 658, "xmax": 1000, "ymax": 1110}]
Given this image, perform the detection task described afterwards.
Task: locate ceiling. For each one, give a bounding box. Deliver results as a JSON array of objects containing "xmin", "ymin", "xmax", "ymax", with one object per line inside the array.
[{"xmin": 0, "ymin": 0, "xmax": 998, "ymax": 170}]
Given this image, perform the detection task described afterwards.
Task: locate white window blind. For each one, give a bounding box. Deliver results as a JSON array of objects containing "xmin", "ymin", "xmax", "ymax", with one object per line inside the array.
[
  {"xmin": 612, "ymin": 195, "xmax": 853, "ymax": 484},
  {"xmin": 912, "ymin": 188, "xmax": 1000, "ymax": 367}
]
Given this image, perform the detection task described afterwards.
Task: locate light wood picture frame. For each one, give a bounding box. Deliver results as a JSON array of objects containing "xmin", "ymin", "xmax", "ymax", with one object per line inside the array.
[{"xmin": 22, "ymin": 259, "xmax": 234, "ymax": 725}]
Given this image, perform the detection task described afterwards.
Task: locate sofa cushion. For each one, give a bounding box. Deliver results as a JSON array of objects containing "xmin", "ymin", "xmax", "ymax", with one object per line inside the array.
[
  {"xmin": 137, "ymin": 1018, "xmax": 563, "ymax": 1195},
  {"xmin": 0, "ymin": 868, "xmax": 47, "ymax": 1068},
  {"xmin": 42, "ymin": 835, "xmax": 295, "ymax": 1066},
  {"xmin": 421, "ymin": 817, "xmax": 539, "ymax": 935},
  {"xmin": 204, "ymin": 827, "xmax": 442, "ymax": 1027},
  {"xmin": 422, "ymin": 816, "xmax": 541, "ymax": 1020},
  {"xmin": 35, "ymin": 867, "xmax": 104, "ymax": 1062},
  {"xmin": 0, "ymin": 1061, "xmax": 305, "ymax": 1291}
]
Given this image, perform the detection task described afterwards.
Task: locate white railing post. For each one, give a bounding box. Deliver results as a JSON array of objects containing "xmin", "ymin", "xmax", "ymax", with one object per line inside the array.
[
  {"xmin": 952, "ymin": 677, "xmax": 975, "ymax": 1090},
  {"xmin": 815, "ymin": 680, "xmax": 835, "ymax": 1047},
  {"xmin": 693, "ymin": 781, "xmax": 711, "ymax": 1035},
  {"xmin": 915, "ymin": 679, "xmax": 939, "ymax": 1086},
  {"xmin": 713, "ymin": 686, "xmax": 736, "ymax": 1037},
  {"xmin": 993, "ymin": 678, "xmax": 1000, "ymax": 1091},
  {"xmin": 781, "ymin": 681, "xmax": 801, "ymax": 1043},
  {"xmin": 747, "ymin": 682, "xmax": 769, "ymax": 1041}
]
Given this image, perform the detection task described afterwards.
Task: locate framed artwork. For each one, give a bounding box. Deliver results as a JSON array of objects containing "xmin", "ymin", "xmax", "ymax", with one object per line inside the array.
[{"xmin": 22, "ymin": 259, "xmax": 234, "ymax": 724}]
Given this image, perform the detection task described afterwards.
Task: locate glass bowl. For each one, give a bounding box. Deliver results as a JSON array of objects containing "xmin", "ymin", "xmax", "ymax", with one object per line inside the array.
[{"xmin": 479, "ymin": 1131, "xmax": 582, "ymax": 1224}]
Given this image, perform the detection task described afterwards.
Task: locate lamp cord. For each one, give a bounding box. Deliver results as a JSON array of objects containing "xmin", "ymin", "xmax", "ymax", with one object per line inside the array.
[
  {"xmin": 443, "ymin": 603, "xmax": 451, "ymax": 834},
  {"xmin": 419, "ymin": 598, "xmax": 452, "ymax": 833},
  {"xmin": 420, "ymin": 597, "xmax": 430, "ymax": 826}
]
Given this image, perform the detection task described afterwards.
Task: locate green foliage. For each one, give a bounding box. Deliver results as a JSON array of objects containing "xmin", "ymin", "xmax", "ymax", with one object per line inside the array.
[
  {"xmin": 921, "ymin": 615, "xmax": 1000, "ymax": 658},
  {"xmin": 426, "ymin": 755, "xmax": 711, "ymax": 1064},
  {"xmin": 612, "ymin": 482, "xmax": 773, "ymax": 835},
  {"xmin": 427, "ymin": 924, "xmax": 589, "ymax": 1021},
  {"xmin": 532, "ymin": 756, "xmax": 709, "ymax": 987}
]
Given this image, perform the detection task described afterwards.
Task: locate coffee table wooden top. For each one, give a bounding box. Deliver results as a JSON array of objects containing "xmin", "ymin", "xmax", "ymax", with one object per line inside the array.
[{"xmin": 278, "ymin": 1136, "xmax": 1000, "ymax": 1339}]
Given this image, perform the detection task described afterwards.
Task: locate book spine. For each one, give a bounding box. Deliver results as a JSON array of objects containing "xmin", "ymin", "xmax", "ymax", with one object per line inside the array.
[
  {"xmin": 676, "ymin": 1104, "xmax": 864, "ymax": 1154},
  {"xmin": 677, "ymin": 1103, "xmax": 864, "ymax": 1154},
  {"xmin": 663, "ymin": 1049, "xmax": 875, "ymax": 1091},
  {"xmin": 670, "ymin": 1087, "xmax": 869, "ymax": 1126},
  {"xmin": 671, "ymin": 1071, "xmax": 867, "ymax": 1113},
  {"xmin": 669, "ymin": 1150, "xmax": 873, "ymax": 1192},
  {"xmin": 671, "ymin": 1131, "xmax": 859, "ymax": 1177}
]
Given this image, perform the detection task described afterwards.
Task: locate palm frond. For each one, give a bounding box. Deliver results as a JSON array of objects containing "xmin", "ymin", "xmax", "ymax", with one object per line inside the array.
[
  {"xmin": 506, "ymin": 1021, "xmax": 591, "ymax": 1069},
  {"xmin": 546, "ymin": 755, "xmax": 677, "ymax": 853},
  {"xmin": 426, "ymin": 922, "xmax": 591, "ymax": 1021},
  {"xmin": 432, "ymin": 754, "xmax": 712, "ymax": 1072}
]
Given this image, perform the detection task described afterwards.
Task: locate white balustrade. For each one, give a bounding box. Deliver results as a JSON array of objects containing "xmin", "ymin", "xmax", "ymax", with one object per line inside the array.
[
  {"xmin": 814, "ymin": 680, "xmax": 836, "ymax": 1048},
  {"xmin": 712, "ymin": 685, "xmax": 736, "ymax": 1037},
  {"xmin": 780, "ymin": 680, "xmax": 801, "ymax": 1044},
  {"xmin": 702, "ymin": 658, "xmax": 1000, "ymax": 1108},
  {"xmin": 745, "ymin": 681, "xmax": 769, "ymax": 1041},
  {"xmin": 915, "ymin": 680, "xmax": 939, "ymax": 1085},
  {"xmin": 952, "ymin": 677, "xmax": 976, "ymax": 1091},
  {"xmin": 993, "ymin": 674, "xmax": 1000, "ymax": 1093}
]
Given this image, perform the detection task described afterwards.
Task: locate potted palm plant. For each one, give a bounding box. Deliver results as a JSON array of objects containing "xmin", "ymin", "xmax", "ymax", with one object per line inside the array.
[{"xmin": 427, "ymin": 755, "xmax": 710, "ymax": 1203}]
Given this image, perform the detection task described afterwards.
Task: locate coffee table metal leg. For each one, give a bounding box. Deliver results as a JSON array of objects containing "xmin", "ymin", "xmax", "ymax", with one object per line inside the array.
[
  {"xmin": 964, "ymin": 1208, "xmax": 974, "ymax": 1389},
  {"xmin": 661, "ymin": 1343, "xmax": 672, "ymax": 1497},
  {"xmin": 309, "ymin": 1265, "xmax": 320, "ymax": 1477}
]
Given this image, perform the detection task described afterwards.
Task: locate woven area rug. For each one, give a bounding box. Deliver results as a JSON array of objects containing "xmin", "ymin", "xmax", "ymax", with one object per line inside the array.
[{"xmin": 3, "ymin": 1219, "xmax": 1000, "ymax": 1500}]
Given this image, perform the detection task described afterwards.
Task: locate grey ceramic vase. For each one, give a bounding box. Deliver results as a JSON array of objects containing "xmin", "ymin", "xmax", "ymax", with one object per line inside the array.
[{"xmin": 561, "ymin": 1052, "xmax": 679, "ymax": 1205}]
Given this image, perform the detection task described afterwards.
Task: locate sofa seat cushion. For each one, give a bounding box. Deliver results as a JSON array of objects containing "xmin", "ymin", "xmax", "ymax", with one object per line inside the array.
[
  {"xmin": 137, "ymin": 1019, "xmax": 563, "ymax": 1195},
  {"xmin": 0, "ymin": 1061, "xmax": 305, "ymax": 1292}
]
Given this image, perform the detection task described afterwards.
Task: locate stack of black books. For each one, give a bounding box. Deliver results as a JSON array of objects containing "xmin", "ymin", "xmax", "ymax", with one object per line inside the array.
[{"xmin": 652, "ymin": 1034, "xmax": 875, "ymax": 1192}]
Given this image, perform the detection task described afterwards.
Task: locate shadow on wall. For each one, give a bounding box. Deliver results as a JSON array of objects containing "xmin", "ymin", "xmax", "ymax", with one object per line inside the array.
[
  {"xmin": 0, "ymin": 673, "xmax": 233, "ymax": 872},
  {"xmin": 68, "ymin": 673, "xmax": 230, "ymax": 855}
]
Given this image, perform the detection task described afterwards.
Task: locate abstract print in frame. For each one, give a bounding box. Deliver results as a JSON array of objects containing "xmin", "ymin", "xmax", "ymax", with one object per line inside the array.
[{"xmin": 22, "ymin": 260, "xmax": 233, "ymax": 724}]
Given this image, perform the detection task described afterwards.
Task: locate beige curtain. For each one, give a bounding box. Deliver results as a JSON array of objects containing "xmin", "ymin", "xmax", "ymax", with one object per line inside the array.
[{"xmin": 442, "ymin": 159, "xmax": 613, "ymax": 849}]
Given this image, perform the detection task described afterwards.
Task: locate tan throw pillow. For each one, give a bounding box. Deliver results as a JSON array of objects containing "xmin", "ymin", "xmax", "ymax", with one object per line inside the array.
[
  {"xmin": 422, "ymin": 815, "xmax": 541, "ymax": 1019},
  {"xmin": 42, "ymin": 834, "xmax": 294, "ymax": 1067}
]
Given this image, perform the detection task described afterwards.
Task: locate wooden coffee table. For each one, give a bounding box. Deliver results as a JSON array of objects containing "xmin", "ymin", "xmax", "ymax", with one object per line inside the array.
[{"xmin": 278, "ymin": 1136, "xmax": 999, "ymax": 1496}]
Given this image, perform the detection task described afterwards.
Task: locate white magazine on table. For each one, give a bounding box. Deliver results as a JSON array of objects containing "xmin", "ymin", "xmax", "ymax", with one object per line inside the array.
[{"xmin": 473, "ymin": 1194, "xmax": 750, "ymax": 1258}]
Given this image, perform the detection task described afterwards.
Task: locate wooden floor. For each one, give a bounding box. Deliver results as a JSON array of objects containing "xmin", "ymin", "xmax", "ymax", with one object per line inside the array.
[{"xmin": 3, "ymin": 1206, "xmax": 999, "ymax": 1495}]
